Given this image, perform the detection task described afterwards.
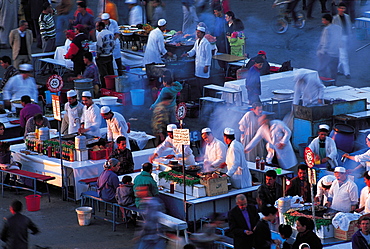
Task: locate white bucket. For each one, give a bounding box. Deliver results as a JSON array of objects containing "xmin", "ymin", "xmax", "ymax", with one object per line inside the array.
[{"xmin": 75, "ymin": 206, "xmax": 93, "ymax": 226}]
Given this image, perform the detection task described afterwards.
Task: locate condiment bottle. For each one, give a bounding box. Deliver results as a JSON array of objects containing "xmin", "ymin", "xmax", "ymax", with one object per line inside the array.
[
  {"xmin": 255, "ymin": 156, "xmax": 260, "ymax": 169},
  {"xmin": 260, "ymin": 157, "xmax": 265, "ymax": 171},
  {"xmin": 170, "ymin": 181, "xmax": 175, "ymax": 194}
]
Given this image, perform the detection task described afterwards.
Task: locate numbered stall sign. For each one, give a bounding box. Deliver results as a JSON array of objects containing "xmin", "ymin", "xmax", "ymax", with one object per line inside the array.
[
  {"xmin": 176, "ymin": 102, "xmax": 187, "ymax": 121},
  {"xmin": 46, "ymin": 75, "xmax": 64, "ymax": 93},
  {"xmin": 173, "ymin": 129, "xmax": 190, "ymax": 145}
]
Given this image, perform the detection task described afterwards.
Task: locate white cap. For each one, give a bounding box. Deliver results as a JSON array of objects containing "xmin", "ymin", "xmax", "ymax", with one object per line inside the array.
[
  {"xmin": 158, "ymin": 19, "xmax": 166, "ymax": 27},
  {"xmin": 334, "ymin": 167, "xmax": 346, "ymax": 173},
  {"xmin": 201, "ymin": 127, "xmax": 211, "ymax": 134},
  {"xmin": 319, "ymin": 124, "xmax": 330, "ymax": 131},
  {"xmin": 224, "ymin": 127, "xmax": 234, "ymax": 135},
  {"xmin": 167, "ymin": 124, "xmax": 177, "ymax": 132},
  {"xmin": 125, "ymin": 0, "xmax": 136, "ymax": 3},
  {"xmin": 321, "ymin": 175, "xmax": 336, "ymax": 185},
  {"xmin": 100, "ymin": 106, "xmax": 111, "ymax": 114},
  {"xmin": 101, "ymin": 13, "xmax": 110, "ymax": 20},
  {"xmin": 82, "ymin": 91, "xmax": 92, "ymax": 97},
  {"xmin": 196, "ymin": 26, "xmax": 206, "ymax": 32},
  {"xmin": 19, "ymin": 64, "xmax": 33, "ymax": 71},
  {"xmin": 367, "ymin": 133, "xmax": 370, "ymax": 140},
  {"xmin": 67, "ymin": 90, "xmax": 77, "ymax": 97}
]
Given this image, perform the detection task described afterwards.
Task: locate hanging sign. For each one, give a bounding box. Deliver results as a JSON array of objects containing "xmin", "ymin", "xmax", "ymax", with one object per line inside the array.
[
  {"xmin": 47, "ymin": 75, "xmax": 64, "ymax": 93},
  {"xmin": 173, "ymin": 129, "xmax": 190, "ymax": 145}
]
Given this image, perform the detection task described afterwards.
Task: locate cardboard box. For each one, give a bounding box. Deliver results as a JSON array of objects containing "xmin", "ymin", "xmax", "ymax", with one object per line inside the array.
[
  {"xmin": 200, "ymin": 177, "xmax": 228, "ymax": 197},
  {"xmin": 334, "ymin": 220, "xmax": 358, "ymax": 241}
]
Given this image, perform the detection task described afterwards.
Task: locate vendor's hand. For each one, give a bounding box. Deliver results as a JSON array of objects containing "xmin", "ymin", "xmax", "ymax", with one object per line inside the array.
[
  {"xmin": 77, "ymin": 74, "xmax": 83, "ymax": 79},
  {"xmin": 165, "ymin": 154, "xmax": 175, "ymax": 159},
  {"xmin": 78, "ymin": 128, "xmax": 89, "ymax": 134},
  {"xmin": 149, "ymin": 154, "xmax": 157, "ymax": 163},
  {"xmin": 343, "ymin": 153, "xmax": 349, "ymax": 158},
  {"xmin": 245, "ymin": 230, "xmax": 253, "ymax": 235},
  {"xmin": 355, "ymin": 207, "xmax": 364, "ymax": 213},
  {"xmin": 203, "ymin": 66, "xmax": 209, "ymax": 74},
  {"xmin": 219, "ymin": 162, "xmax": 227, "ymax": 169},
  {"xmin": 325, "ymin": 202, "xmax": 331, "ymax": 208},
  {"xmin": 276, "ymin": 143, "xmax": 285, "ymax": 149},
  {"xmin": 244, "ymin": 148, "xmax": 250, "ymax": 153},
  {"xmin": 321, "ymin": 157, "xmax": 329, "ymax": 163},
  {"xmin": 181, "ymin": 53, "xmax": 188, "ymax": 57}
]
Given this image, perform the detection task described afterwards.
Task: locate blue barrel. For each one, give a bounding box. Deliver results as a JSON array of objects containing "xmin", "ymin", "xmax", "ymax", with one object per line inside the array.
[{"xmin": 330, "ymin": 123, "xmax": 355, "ymax": 153}]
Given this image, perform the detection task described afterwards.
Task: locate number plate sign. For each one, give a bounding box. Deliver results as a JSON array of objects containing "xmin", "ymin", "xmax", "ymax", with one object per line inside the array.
[
  {"xmin": 304, "ymin": 147, "xmax": 315, "ymax": 168},
  {"xmin": 47, "ymin": 75, "xmax": 64, "ymax": 93}
]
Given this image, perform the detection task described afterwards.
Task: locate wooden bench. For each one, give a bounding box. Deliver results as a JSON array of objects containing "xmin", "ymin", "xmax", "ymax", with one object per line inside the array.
[
  {"xmin": 0, "ymin": 169, "xmax": 55, "ymax": 202},
  {"xmin": 78, "ymin": 177, "xmax": 98, "ymax": 191},
  {"xmin": 158, "ymin": 212, "xmax": 189, "ymax": 244}
]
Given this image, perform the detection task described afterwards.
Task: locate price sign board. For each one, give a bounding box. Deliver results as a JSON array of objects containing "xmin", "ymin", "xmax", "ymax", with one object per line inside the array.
[
  {"xmin": 304, "ymin": 147, "xmax": 315, "ymax": 168},
  {"xmin": 52, "ymin": 95, "xmax": 62, "ymax": 121},
  {"xmin": 46, "ymin": 75, "xmax": 64, "ymax": 93},
  {"xmin": 176, "ymin": 102, "xmax": 187, "ymax": 120},
  {"xmin": 308, "ymin": 168, "xmax": 317, "ymax": 185},
  {"xmin": 173, "ymin": 129, "xmax": 190, "ymax": 145}
]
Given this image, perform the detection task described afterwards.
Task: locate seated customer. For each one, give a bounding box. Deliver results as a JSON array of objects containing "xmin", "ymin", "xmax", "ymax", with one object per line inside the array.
[
  {"xmin": 97, "ymin": 158, "xmax": 120, "ymax": 202},
  {"xmin": 257, "ymin": 170, "xmax": 283, "ymax": 208},
  {"xmin": 285, "ymin": 164, "xmax": 311, "ymax": 203},
  {"xmin": 24, "ymin": 113, "xmax": 51, "ymax": 138},
  {"xmin": 20, "ymin": 95, "xmax": 42, "ymax": 129},
  {"xmin": 109, "ymin": 136, "xmax": 134, "ymax": 175},
  {"xmin": 133, "ymin": 162, "xmax": 159, "ymax": 208},
  {"xmin": 116, "ymin": 175, "xmax": 135, "ymax": 223}
]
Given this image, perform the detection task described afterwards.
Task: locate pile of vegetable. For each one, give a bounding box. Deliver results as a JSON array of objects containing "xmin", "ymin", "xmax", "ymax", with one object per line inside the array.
[
  {"xmin": 158, "ymin": 170, "xmax": 200, "ymax": 186},
  {"xmin": 284, "ymin": 211, "xmax": 332, "ymax": 231}
]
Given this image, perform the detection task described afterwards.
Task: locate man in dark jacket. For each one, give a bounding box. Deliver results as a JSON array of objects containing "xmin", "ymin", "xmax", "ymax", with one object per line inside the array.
[
  {"xmin": 228, "ymin": 194, "xmax": 259, "ymax": 249},
  {"xmin": 352, "ymin": 216, "xmax": 370, "ymax": 249},
  {"xmin": 257, "ymin": 170, "xmax": 283, "ymax": 208},
  {"xmin": 246, "ymin": 50, "xmax": 270, "ymax": 76},
  {"xmin": 285, "ymin": 164, "xmax": 311, "ymax": 202},
  {"xmin": 1, "ymin": 200, "xmax": 39, "ymax": 249}
]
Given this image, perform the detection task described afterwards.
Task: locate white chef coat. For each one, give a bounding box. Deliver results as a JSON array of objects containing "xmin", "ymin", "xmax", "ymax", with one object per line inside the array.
[
  {"xmin": 106, "ymin": 19, "xmax": 119, "ymax": 34},
  {"xmin": 81, "ymin": 103, "xmax": 101, "ymax": 137},
  {"xmin": 293, "ymin": 69, "xmax": 324, "ymax": 107},
  {"xmin": 354, "ymin": 148, "xmax": 370, "ymax": 171},
  {"xmin": 245, "ymin": 120, "xmax": 297, "ymax": 169},
  {"xmin": 105, "ymin": 112, "xmax": 130, "ymax": 150},
  {"xmin": 142, "ymin": 28, "xmax": 167, "ymax": 66},
  {"xmin": 315, "ymin": 176, "xmax": 331, "ymax": 205},
  {"xmin": 3, "ymin": 74, "xmax": 38, "ymax": 101},
  {"xmin": 226, "ymin": 139, "xmax": 252, "ymax": 189},
  {"xmin": 328, "ymin": 178, "xmax": 358, "ymax": 212},
  {"xmin": 359, "ymin": 186, "xmax": 370, "ymax": 214},
  {"xmin": 238, "ymin": 111, "xmax": 265, "ymax": 162},
  {"xmin": 203, "ymin": 137, "xmax": 227, "ymax": 173},
  {"xmin": 129, "ymin": 5, "xmax": 146, "ymax": 26},
  {"xmin": 187, "ymin": 37, "xmax": 212, "ymax": 78},
  {"xmin": 63, "ymin": 102, "xmax": 84, "ymax": 134},
  {"xmin": 154, "ymin": 136, "xmax": 195, "ymax": 165},
  {"xmin": 308, "ymin": 136, "xmax": 338, "ymax": 168}
]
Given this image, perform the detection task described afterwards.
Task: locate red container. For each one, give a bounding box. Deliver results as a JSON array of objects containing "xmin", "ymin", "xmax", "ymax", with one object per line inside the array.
[
  {"xmin": 100, "ymin": 88, "xmax": 112, "ymax": 96},
  {"xmin": 104, "ymin": 75, "xmax": 117, "ymax": 90},
  {"xmin": 110, "ymin": 91, "xmax": 130, "ymax": 105},
  {"xmin": 25, "ymin": 194, "xmax": 41, "ymax": 212},
  {"xmin": 89, "ymin": 148, "xmax": 112, "ymax": 160}
]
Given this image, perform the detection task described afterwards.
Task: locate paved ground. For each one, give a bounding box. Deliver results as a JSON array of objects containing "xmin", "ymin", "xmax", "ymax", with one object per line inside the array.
[{"xmin": 1, "ymin": 0, "xmax": 370, "ymax": 248}]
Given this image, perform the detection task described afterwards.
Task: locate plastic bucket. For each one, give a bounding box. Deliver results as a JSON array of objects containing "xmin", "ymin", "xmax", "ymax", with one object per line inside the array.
[
  {"xmin": 130, "ymin": 89, "xmax": 145, "ymax": 106},
  {"xmin": 115, "ymin": 75, "xmax": 130, "ymax": 92},
  {"xmin": 104, "ymin": 75, "xmax": 117, "ymax": 90},
  {"xmin": 75, "ymin": 206, "xmax": 93, "ymax": 226},
  {"xmin": 25, "ymin": 194, "xmax": 41, "ymax": 212},
  {"xmin": 74, "ymin": 78, "xmax": 93, "ymax": 100},
  {"xmin": 330, "ymin": 123, "xmax": 355, "ymax": 153}
]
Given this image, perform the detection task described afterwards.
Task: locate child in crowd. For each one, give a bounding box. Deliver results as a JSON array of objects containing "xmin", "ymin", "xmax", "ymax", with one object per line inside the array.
[
  {"xmin": 116, "ymin": 175, "xmax": 136, "ymax": 223},
  {"xmin": 253, "ymin": 205, "xmax": 281, "ymax": 249},
  {"xmin": 278, "ymin": 224, "xmax": 295, "ymax": 249}
]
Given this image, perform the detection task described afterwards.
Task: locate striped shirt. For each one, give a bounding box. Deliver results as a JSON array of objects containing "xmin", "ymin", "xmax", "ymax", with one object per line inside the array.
[{"xmin": 39, "ymin": 9, "xmax": 57, "ymax": 39}]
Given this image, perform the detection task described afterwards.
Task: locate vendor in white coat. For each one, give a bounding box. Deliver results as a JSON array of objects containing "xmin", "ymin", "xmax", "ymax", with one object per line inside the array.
[
  {"xmin": 343, "ymin": 133, "xmax": 370, "ymax": 173},
  {"xmin": 244, "ymin": 115, "xmax": 297, "ymax": 169},
  {"xmin": 61, "ymin": 90, "xmax": 84, "ymax": 135},
  {"xmin": 3, "ymin": 64, "xmax": 38, "ymax": 110},
  {"xmin": 292, "ymin": 69, "xmax": 324, "ymax": 107},
  {"xmin": 100, "ymin": 106, "xmax": 131, "ymax": 150},
  {"xmin": 143, "ymin": 19, "xmax": 173, "ymax": 66},
  {"xmin": 149, "ymin": 124, "xmax": 196, "ymax": 165},
  {"xmin": 79, "ymin": 91, "xmax": 101, "ymax": 137},
  {"xmin": 355, "ymin": 171, "xmax": 370, "ymax": 214},
  {"xmin": 315, "ymin": 175, "xmax": 336, "ymax": 206},
  {"xmin": 201, "ymin": 127, "xmax": 227, "ymax": 173},
  {"xmin": 221, "ymin": 127, "xmax": 252, "ymax": 189},
  {"xmin": 327, "ymin": 166, "xmax": 358, "ymax": 213},
  {"xmin": 308, "ymin": 124, "xmax": 338, "ymax": 170},
  {"xmin": 126, "ymin": 0, "xmax": 146, "ymax": 26},
  {"xmin": 182, "ymin": 25, "xmax": 212, "ymax": 99}
]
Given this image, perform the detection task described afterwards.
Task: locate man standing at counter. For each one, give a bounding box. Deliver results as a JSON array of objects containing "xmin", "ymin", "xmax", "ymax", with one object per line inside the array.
[
  {"xmin": 222, "ymin": 128, "xmax": 252, "ymax": 189},
  {"xmin": 245, "ymin": 57, "xmax": 264, "ymax": 104},
  {"xmin": 133, "ymin": 162, "xmax": 159, "ymax": 208},
  {"xmin": 327, "ymin": 166, "xmax": 358, "ymax": 213},
  {"xmin": 201, "ymin": 127, "xmax": 227, "ymax": 173},
  {"xmin": 100, "ymin": 106, "xmax": 130, "ymax": 150},
  {"xmin": 149, "ymin": 124, "xmax": 196, "ymax": 165},
  {"xmin": 79, "ymin": 91, "xmax": 101, "ymax": 137},
  {"xmin": 24, "ymin": 113, "xmax": 51, "ymax": 137},
  {"xmin": 142, "ymin": 19, "xmax": 173, "ymax": 66},
  {"xmin": 182, "ymin": 26, "xmax": 212, "ymax": 99},
  {"xmin": 61, "ymin": 90, "xmax": 84, "ymax": 135}
]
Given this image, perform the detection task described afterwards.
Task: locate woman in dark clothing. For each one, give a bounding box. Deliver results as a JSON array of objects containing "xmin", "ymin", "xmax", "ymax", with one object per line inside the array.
[
  {"xmin": 292, "ymin": 217, "xmax": 323, "ymax": 249},
  {"xmin": 253, "ymin": 205, "xmax": 280, "ymax": 249}
]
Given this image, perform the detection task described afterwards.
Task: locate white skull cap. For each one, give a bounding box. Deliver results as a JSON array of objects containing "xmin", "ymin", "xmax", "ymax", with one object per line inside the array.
[
  {"xmin": 100, "ymin": 106, "xmax": 110, "ymax": 114},
  {"xmin": 224, "ymin": 127, "xmax": 234, "ymax": 135},
  {"xmin": 367, "ymin": 133, "xmax": 370, "ymax": 140},
  {"xmin": 67, "ymin": 90, "xmax": 77, "ymax": 97},
  {"xmin": 334, "ymin": 166, "xmax": 346, "ymax": 173},
  {"xmin": 167, "ymin": 124, "xmax": 177, "ymax": 132},
  {"xmin": 319, "ymin": 124, "xmax": 330, "ymax": 131},
  {"xmin": 201, "ymin": 127, "xmax": 211, "ymax": 134},
  {"xmin": 197, "ymin": 26, "xmax": 206, "ymax": 32},
  {"xmin": 158, "ymin": 19, "xmax": 166, "ymax": 26},
  {"xmin": 322, "ymin": 175, "xmax": 336, "ymax": 185},
  {"xmin": 19, "ymin": 64, "xmax": 33, "ymax": 71},
  {"xmin": 125, "ymin": 0, "xmax": 136, "ymax": 3},
  {"xmin": 101, "ymin": 13, "xmax": 110, "ymax": 20},
  {"xmin": 82, "ymin": 91, "xmax": 92, "ymax": 97}
]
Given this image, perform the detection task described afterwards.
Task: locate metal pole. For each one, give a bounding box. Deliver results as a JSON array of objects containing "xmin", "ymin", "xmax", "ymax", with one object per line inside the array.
[
  {"xmin": 311, "ymin": 183, "xmax": 317, "ymax": 233},
  {"xmin": 59, "ymin": 120, "xmax": 67, "ymax": 201},
  {"xmin": 182, "ymin": 144, "xmax": 187, "ymax": 222}
]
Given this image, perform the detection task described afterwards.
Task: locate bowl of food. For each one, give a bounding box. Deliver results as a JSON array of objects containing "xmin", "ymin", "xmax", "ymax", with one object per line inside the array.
[
  {"xmin": 272, "ymin": 89, "xmax": 294, "ymax": 99},
  {"xmin": 10, "ymin": 99, "xmax": 23, "ymax": 109}
]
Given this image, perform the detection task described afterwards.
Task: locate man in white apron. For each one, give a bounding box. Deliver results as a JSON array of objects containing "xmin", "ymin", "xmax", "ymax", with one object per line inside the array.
[
  {"xmin": 61, "ymin": 90, "xmax": 84, "ymax": 134},
  {"xmin": 79, "ymin": 91, "xmax": 101, "ymax": 137}
]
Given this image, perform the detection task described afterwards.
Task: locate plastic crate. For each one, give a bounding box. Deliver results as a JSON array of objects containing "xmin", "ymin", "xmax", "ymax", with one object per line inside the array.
[
  {"xmin": 110, "ymin": 91, "xmax": 130, "ymax": 105},
  {"xmin": 100, "ymin": 88, "xmax": 112, "ymax": 96},
  {"xmin": 88, "ymin": 147, "xmax": 112, "ymax": 160}
]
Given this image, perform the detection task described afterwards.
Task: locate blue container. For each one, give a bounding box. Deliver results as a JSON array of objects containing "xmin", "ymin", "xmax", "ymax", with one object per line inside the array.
[
  {"xmin": 130, "ymin": 89, "xmax": 145, "ymax": 106},
  {"xmin": 330, "ymin": 123, "xmax": 355, "ymax": 153}
]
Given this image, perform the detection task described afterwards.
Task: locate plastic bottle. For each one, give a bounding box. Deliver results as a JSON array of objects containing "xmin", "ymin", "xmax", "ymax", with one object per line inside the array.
[
  {"xmin": 255, "ymin": 156, "xmax": 260, "ymax": 170},
  {"xmin": 260, "ymin": 157, "xmax": 265, "ymax": 171}
]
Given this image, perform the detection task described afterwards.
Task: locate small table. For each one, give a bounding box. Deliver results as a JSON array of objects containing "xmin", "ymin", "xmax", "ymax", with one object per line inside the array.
[
  {"xmin": 212, "ymin": 54, "xmax": 246, "ymax": 76},
  {"xmin": 39, "ymin": 58, "xmax": 71, "ymax": 76},
  {"xmin": 203, "ymin": 84, "xmax": 241, "ymax": 105}
]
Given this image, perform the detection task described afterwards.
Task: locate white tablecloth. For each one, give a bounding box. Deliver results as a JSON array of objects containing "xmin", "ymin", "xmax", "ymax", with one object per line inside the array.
[
  {"xmin": 54, "ymin": 46, "xmax": 74, "ymax": 70},
  {"xmin": 223, "ymin": 68, "xmax": 319, "ymax": 105}
]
